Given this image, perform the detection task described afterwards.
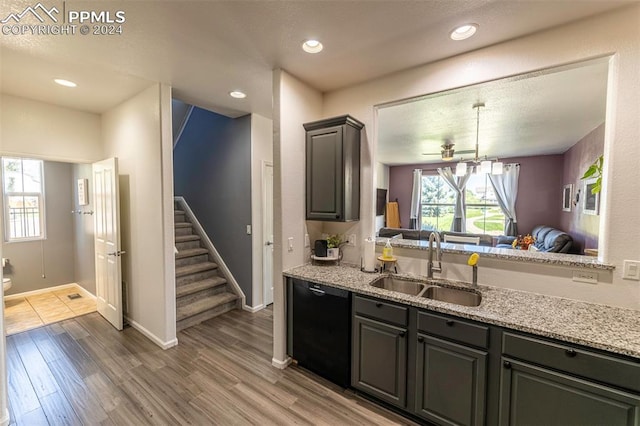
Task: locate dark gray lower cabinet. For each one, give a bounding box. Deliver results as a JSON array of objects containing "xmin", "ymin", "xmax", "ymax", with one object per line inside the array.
[
  {"xmin": 352, "ymin": 315, "xmax": 407, "ymax": 408},
  {"xmin": 499, "ymin": 359, "xmax": 640, "ymax": 426},
  {"xmin": 415, "ymin": 334, "xmax": 487, "ymax": 426}
]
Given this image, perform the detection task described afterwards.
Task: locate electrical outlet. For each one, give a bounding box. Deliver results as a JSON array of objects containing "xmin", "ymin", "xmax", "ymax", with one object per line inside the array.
[
  {"xmin": 572, "ymin": 270, "xmax": 598, "ymax": 284},
  {"xmin": 288, "ymin": 237, "xmax": 294, "ymax": 252},
  {"xmin": 622, "ymin": 260, "xmax": 640, "ymax": 280},
  {"xmin": 304, "ymin": 234, "xmax": 310, "ymax": 247},
  {"xmin": 347, "ymin": 234, "xmax": 357, "ymax": 246}
]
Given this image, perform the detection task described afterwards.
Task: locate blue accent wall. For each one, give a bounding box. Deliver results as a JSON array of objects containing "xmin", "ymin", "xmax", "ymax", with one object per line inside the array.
[{"xmin": 173, "ymin": 107, "xmax": 253, "ymax": 304}]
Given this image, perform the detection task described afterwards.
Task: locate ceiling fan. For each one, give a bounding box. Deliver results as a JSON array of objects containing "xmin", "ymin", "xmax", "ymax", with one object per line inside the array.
[{"xmin": 422, "ymin": 140, "xmax": 475, "ymax": 161}]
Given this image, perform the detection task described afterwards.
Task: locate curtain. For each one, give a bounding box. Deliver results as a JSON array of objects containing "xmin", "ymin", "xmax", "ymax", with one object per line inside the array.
[
  {"xmin": 438, "ymin": 167, "xmax": 472, "ymax": 232},
  {"xmin": 409, "ymin": 169, "xmax": 422, "ymax": 229},
  {"xmin": 489, "ymin": 163, "xmax": 520, "ymax": 236}
]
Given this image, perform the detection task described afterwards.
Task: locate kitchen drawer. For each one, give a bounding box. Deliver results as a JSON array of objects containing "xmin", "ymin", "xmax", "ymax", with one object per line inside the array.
[
  {"xmin": 417, "ymin": 311, "xmax": 489, "ymax": 349},
  {"xmin": 354, "ymin": 295, "xmax": 408, "ymax": 327},
  {"xmin": 503, "ymin": 332, "xmax": 640, "ymax": 393}
]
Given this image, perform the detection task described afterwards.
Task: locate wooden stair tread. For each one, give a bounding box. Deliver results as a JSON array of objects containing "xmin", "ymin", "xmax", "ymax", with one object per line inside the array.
[
  {"xmin": 176, "ymin": 292, "xmax": 238, "ymax": 321},
  {"xmin": 175, "ymin": 248, "xmax": 208, "ymax": 259},
  {"xmin": 175, "ymin": 262, "xmax": 218, "ymax": 277},
  {"xmin": 176, "ymin": 277, "xmax": 227, "ymax": 298},
  {"xmin": 175, "ymin": 222, "xmax": 192, "ymax": 228},
  {"xmin": 175, "ymin": 234, "xmax": 200, "ymax": 243}
]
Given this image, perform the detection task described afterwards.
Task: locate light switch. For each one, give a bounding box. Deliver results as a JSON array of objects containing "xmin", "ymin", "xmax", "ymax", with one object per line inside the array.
[
  {"xmin": 622, "ymin": 260, "xmax": 640, "ymax": 280},
  {"xmin": 246, "ymin": 225, "xmax": 252, "ymax": 235},
  {"xmin": 288, "ymin": 237, "xmax": 294, "ymax": 252}
]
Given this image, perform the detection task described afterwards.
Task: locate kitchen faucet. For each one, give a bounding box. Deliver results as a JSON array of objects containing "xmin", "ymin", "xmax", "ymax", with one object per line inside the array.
[{"xmin": 427, "ymin": 232, "xmax": 442, "ymax": 278}]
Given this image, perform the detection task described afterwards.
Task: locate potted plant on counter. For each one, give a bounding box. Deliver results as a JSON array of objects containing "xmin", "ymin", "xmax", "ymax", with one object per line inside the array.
[{"xmin": 327, "ymin": 234, "xmax": 344, "ymax": 259}]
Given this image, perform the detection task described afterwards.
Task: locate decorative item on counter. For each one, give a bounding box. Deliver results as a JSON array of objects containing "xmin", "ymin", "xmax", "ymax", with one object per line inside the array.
[
  {"xmin": 382, "ymin": 239, "xmax": 394, "ymax": 260},
  {"xmin": 326, "ymin": 234, "xmax": 344, "ymax": 259},
  {"xmin": 362, "ymin": 237, "xmax": 377, "ymax": 273},
  {"xmin": 511, "ymin": 234, "xmax": 535, "ymax": 250}
]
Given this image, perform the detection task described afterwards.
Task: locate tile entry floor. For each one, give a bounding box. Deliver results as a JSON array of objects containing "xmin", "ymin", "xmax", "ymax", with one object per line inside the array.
[{"xmin": 4, "ymin": 286, "xmax": 97, "ymax": 335}]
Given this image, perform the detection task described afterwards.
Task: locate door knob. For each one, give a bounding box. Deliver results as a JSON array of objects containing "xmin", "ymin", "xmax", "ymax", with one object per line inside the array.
[
  {"xmin": 107, "ymin": 250, "xmax": 126, "ymax": 256},
  {"xmin": 265, "ymin": 241, "xmax": 274, "ymax": 246}
]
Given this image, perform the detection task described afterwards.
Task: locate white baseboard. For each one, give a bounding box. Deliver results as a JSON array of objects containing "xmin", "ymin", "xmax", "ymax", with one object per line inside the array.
[
  {"xmin": 126, "ymin": 317, "xmax": 178, "ymax": 350},
  {"xmin": 272, "ymin": 356, "xmax": 292, "ymax": 369},
  {"xmin": 243, "ymin": 303, "xmax": 264, "ymax": 313},
  {"xmin": 1, "ymin": 408, "xmax": 9, "ymax": 426},
  {"xmin": 3, "ymin": 283, "xmax": 96, "ymax": 301}
]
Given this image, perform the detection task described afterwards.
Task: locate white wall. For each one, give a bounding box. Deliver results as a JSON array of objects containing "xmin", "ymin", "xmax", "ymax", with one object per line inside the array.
[
  {"xmin": 101, "ymin": 84, "xmax": 176, "ymax": 348},
  {"xmin": 0, "ymin": 94, "xmax": 102, "ymax": 162},
  {"xmin": 322, "ymin": 5, "xmax": 640, "ymax": 310},
  {"xmin": 272, "ymin": 70, "xmax": 322, "ymax": 366},
  {"xmin": 250, "ymin": 113, "xmax": 273, "ymax": 310}
]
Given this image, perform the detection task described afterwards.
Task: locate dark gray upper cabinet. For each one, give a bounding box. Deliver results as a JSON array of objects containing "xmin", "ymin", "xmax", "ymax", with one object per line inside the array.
[{"xmin": 304, "ymin": 115, "xmax": 363, "ymax": 221}]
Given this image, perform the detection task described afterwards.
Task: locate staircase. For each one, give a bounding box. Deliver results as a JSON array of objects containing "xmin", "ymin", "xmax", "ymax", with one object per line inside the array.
[{"xmin": 174, "ymin": 204, "xmax": 240, "ymax": 331}]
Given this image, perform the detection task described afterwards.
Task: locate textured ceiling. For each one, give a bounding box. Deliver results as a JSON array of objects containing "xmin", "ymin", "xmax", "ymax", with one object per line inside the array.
[
  {"xmin": 0, "ymin": 1, "xmax": 631, "ymax": 117},
  {"xmin": 377, "ymin": 58, "xmax": 609, "ymax": 165}
]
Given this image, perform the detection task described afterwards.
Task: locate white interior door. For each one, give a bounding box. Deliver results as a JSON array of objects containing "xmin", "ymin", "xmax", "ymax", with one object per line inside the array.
[
  {"xmin": 263, "ymin": 163, "xmax": 274, "ymax": 306},
  {"xmin": 93, "ymin": 158, "xmax": 123, "ymax": 330}
]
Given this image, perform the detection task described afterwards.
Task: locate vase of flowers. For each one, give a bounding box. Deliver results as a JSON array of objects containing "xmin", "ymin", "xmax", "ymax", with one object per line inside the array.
[{"xmin": 512, "ymin": 234, "xmax": 535, "ymax": 250}]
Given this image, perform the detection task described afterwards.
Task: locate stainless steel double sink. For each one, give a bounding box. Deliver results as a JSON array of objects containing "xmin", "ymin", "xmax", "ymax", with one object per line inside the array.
[{"xmin": 370, "ymin": 275, "xmax": 482, "ymax": 307}]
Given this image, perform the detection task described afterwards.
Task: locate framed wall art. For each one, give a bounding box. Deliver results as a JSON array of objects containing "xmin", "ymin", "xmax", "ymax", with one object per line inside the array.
[
  {"xmin": 583, "ymin": 178, "xmax": 599, "ymax": 215},
  {"xmin": 562, "ymin": 184, "xmax": 572, "ymax": 212}
]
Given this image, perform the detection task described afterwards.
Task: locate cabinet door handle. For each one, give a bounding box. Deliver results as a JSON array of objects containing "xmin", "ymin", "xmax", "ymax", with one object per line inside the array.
[
  {"xmin": 399, "ymin": 331, "xmax": 406, "ymax": 338},
  {"xmin": 335, "ymin": 214, "xmax": 340, "ymax": 219},
  {"xmin": 417, "ymin": 336, "xmax": 424, "ymax": 343},
  {"xmin": 503, "ymin": 361, "xmax": 512, "ymax": 369},
  {"xmin": 375, "ymin": 302, "xmax": 383, "ymax": 308},
  {"xmin": 445, "ymin": 320, "xmax": 455, "ymax": 326},
  {"xmin": 565, "ymin": 349, "xmax": 577, "ymax": 358}
]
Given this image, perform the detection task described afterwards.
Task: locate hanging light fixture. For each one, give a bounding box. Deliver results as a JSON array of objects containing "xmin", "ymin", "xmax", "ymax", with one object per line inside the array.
[
  {"xmin": 455, "ymin": 102, "xmax": 502, "ymax": 175},
  {"xmin": 455, "ymin": 162, "xmax": 467, "ymax": 176},
  {"xmin": 492, "ymin": 161, "xmax": 503, "ymax": 175}
]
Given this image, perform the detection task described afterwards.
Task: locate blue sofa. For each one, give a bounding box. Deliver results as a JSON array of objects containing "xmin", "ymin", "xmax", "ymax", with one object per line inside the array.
[{"xmin": 496, "ymin": 225, "xmax": 573, "ymax": 253}]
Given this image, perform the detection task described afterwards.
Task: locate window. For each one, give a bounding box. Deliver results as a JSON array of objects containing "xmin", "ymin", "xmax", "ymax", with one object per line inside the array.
[
  {"xmin": 420, "ymin": 172, "xmax": 505, "ymax": 235},
  {"xmin": 2, "ymin": 157, "xmax": 45, "ymax": 241},
  {"xmin": 421, "ymin": 174, "xmax": 455, "ymax": 231},
  {"xmin": 465, "ymin": 173, "xmax": 505, "ymax": 236}
]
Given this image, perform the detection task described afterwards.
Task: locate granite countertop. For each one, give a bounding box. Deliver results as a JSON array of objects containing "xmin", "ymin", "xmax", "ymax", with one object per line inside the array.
[
  {"xmin": 376, "ymin": 237, "xmax": 615, "ymax": 271},
  {"xmin": 284, "ymin": 263, "xmax": 640, "ymax": 359}
]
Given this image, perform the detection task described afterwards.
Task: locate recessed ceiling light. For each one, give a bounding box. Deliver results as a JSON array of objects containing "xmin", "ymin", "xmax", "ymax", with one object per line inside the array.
[
  {"xmin": 54, "ymin": 78, "xmax": 77, "ymax": 87},
  {"xmin": 302, "ymin": 39, "xmax": 323, "ymax": 53},
  {"xmin": 229, "ymin": 90, "xmax": 247, "ymax": 99},
  {"xmin": 450, "ymin": 24, "xmax": 478, "ymax": 41}
]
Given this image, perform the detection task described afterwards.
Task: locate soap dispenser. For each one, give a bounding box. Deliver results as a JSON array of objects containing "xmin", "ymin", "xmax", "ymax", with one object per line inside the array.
[{"xmin": 382, "ymin": 239, "xmax": 394, "ymax": 259}]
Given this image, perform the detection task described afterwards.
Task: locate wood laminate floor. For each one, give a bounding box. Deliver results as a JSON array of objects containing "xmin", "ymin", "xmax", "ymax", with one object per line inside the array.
[{"xmin": 6, "ymin": 307, "xmax": 416, "ymax": 425}]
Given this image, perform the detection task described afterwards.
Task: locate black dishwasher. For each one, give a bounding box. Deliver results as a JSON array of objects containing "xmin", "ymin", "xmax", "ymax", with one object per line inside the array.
[{"xmin": 290, "ymin": 278, "xmax": 351, "ymax": 388}]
